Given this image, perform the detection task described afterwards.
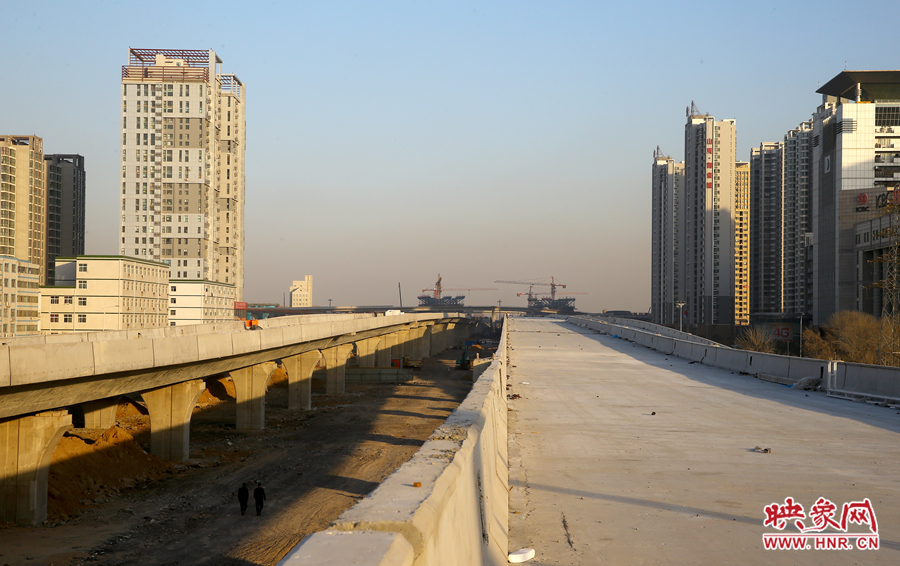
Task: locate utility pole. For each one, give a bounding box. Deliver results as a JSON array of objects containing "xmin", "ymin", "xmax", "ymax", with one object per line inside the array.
[{"xmin": 675, "ymin": 301, "xmax": 686, "ymax": 333}]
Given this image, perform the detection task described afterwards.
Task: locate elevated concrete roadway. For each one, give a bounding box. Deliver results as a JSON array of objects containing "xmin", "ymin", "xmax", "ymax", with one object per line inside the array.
[
  {"xmin": 0, "ymin": 313, "xmax": 480, "ymax": 525},
  {"xmin": 508, "ymin": 318, "xmax": 900, "ymax": 565}
]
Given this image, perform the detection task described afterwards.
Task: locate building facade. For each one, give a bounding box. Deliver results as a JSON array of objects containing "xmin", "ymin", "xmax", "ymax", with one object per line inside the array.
[
  {"xmin": 651, "ymin": 152, "xmax": 684, "ymax": 325},
  {"xmin": 734, "ymin": 161, "xmax": 750, "ymax": 325},
  {"xmin": 0, "ymin": 136, "xmax": 47, "ymax": 286},
  {"xmin": 0, "ymin": 257, "xmax": 40, "ymax": 337},
  {"xmin": 44, "ymin": 154, "xmax": 86, "ymax": 285},
  {"xmin": 750, "ymin": 142, "xmax": 784, "ymax": 314},
  {"xmin": 682, "ymin": 112, "xmax": 739, "ymax": 327},
  {"xmin": 782, "ymin": 122, "xmax": 814, "ymax": 316},
  {"xmin": 811, "ymin": 71, "xmax": 900, "ymax": 325},
  {"xmin": 290, "ymin": 275, "xmax": 313, "ymax": 308},
  {"xmin": 119, "ymin": 48, "xmax": 245, "ymax": 300},
  {"xmin": 168, "ymin": 279, "xmax": 236, "ymax": 325},
  {"xmin": 40, "ymin": 256, "xmax": 169, "ymax": 333}
]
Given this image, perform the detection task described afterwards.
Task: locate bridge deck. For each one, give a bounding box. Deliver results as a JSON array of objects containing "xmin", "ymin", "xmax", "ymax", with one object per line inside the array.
[{"xmin": 508, "ymin": 318, "xmax": 900, "ymax": 565}]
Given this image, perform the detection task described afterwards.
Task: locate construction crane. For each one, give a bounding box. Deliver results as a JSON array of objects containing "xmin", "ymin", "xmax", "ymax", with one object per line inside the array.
[
  {"xmin": 496, "ymin": 277, "xmax": 587, "ymax": 312},
  {"xmin": 417, "ymin": 275, "xmax": 497, "ymax": 307},
  {"xmin": 495, "ymin": 276, "xmax": 570, "ymax": 300}
]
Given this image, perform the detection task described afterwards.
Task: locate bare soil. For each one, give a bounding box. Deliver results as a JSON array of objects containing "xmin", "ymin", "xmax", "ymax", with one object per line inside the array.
[{"xmin": 0, "ymin": 350, "xmax": 477, "ymax": 566}]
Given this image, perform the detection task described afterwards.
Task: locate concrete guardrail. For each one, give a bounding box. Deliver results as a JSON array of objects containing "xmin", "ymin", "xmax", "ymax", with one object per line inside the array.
[{"xmin": 277, "ymin": 316, "xmax": 510, "ymax": 566}]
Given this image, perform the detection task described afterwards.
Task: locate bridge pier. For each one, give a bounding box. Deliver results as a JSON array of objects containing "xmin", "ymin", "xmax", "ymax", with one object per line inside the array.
[
  {"xmin": 355, "ymin": 337, "xmax": 379, "ymax": 368},
  {"xmin": 415, "ymin": 323, "xmax": 434, "ymax": 359},
  {"xmin": 282, "ymin": 350, "xmax": 322, "ymax": 410},
  {"xmin": 324, "ymin": 344, "xmax": 354, "ymax": 395},
  {"xmin": 393, "ymin": 328, "xmax": 411, "ymax": 360},
  {"xmin": 0, "ymin": 410, "xmax": 72, "ymax": 525},
  {"xmin": 229, "ymin": 362, "xmax": 278, "ymax": 431},
  {"xmin": 376, "ymin": 333, "xmax": 395, "ymax": 367},
  {"xmin": 141, "ymin": 380, "xmax": 205, "ymax": 461},
  {"xmin": 82, "ymin": 398, "xmax": 120, "ymax": 430}
]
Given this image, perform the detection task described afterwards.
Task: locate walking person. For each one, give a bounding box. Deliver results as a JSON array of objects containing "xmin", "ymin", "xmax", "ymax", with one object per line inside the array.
[
  {"xmin": 237, "ymin": 483, "xmax": 249, "ymax": 515},
  {"xmin": 254, "ymin": 482, "xmax": 266, "ymax": 516}
]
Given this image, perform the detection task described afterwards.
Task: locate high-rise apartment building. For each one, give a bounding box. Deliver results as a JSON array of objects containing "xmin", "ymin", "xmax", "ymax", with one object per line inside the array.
[
  {"xmin": 811, "ymin": 71, "xmax": 900, "ymax": 325},
  {"xmin": 651, "ymin": 151, "xmax": 684, "ymax": 326},
  {"xmin": 734, "ymin": 161, "xmax": 750, "ymax": 325},
  {"xmin": 682, "ymin": 112, "xmax": 739, "ymax": 327},
  {"xmin": 44, "ymin": 154, "xmax": 86, "ymax": 285},
  {"xmin": 782, "ymin": 122, "xmax": 813, "ymax": 316},
  {"xmin": 290, "ymin": 276, "xmax": 313, "ymax": 307},
  {"xmin": 0, "ymin": 136, "xmax": 46, "ymax": 285},
  {"xmin": 750, "ymin": 142, "xmax": 784, "ymax": 314},
  {"xmin": 119, "ymin": 48, "xmax": 245, "ymax": 301}
]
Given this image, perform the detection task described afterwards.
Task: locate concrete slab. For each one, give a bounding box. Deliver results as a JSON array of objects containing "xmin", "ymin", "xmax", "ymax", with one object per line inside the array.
[{"xmin": 508, "ymin": 318, "xmax": 900, "ymax": 565}]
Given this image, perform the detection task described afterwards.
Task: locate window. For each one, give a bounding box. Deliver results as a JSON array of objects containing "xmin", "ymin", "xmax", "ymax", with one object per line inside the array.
[
  {"xmin": 78, "ymin": 280, "xmax": 87, "ymax": 289},
  {"xmin": 64, "ymin": 296, "xmax": 73, "ymax": 304},
  {"xmin": 50, "ymin": 314, "xmax": 59, "ymax": 323},
  {"xmin": 77, "ymin": 297, "xmax": 87, "ymax": 306},
  {"xmin": 77, "ymin": 314, "xmax": 86, "ymax": 324},
  {"xmin": 78, "ymin": 263, "xmax": 87, "ymax": 272},
  {"xmin": 63, "ymin": 314, "xmax": 72, "ymax": 323},
  {"xmin": 50, "ymin": 296, "xmax": 59, "ymax": 304},
  {"xmin": 170, "ymin": 310, "xmax": 176, "ymax": 316}
]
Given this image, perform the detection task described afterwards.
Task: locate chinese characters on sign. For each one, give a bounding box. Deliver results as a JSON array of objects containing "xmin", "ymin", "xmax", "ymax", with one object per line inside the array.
[{"xmin": 763, "ymin": 497, "xmax": 878, "ymax": 550}]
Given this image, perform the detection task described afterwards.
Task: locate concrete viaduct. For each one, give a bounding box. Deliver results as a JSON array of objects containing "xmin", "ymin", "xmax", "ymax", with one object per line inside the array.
[{"xmin": 0, "ymin": 312, "xmax": 478, "ymax": 526}]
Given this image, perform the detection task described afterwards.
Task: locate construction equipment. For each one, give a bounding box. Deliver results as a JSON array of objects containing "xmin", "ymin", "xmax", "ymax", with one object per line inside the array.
[
  {"xmin": 496, "ymin": 277, "xmax": 588, "ymax": 312},
  {"xmin": 456, "ymin": 349, "xmax": 472, "ymax": 370},
  {"xmin": 417, "ymin": 274, "xmax": 497, "ymax": 306},
  {"xmin": 402, "ymin": 356, "xmax": 422, "ymax": 369}
]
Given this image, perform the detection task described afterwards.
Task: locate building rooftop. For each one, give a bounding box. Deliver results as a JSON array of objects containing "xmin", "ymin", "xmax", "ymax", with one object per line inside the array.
[
  {"xmin": 817, "ymin": 70, "xmax": 900, "ymax": 102},
  {"xmin": 128, "ymin": 48, "xmax": 221, "ymax": 67}
]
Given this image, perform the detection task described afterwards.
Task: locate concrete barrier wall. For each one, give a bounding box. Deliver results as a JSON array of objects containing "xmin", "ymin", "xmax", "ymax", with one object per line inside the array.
[
  {"xmin": 708, "ymin": 348, "xmax": 749, "ymax": 373},
  {"xmin": 744, "ymin": 352, "xmax": 793, "ymax": 377},
  {"xmin": 835, "ymin": 363, "xmax": 900, "ymax": 400},
  {"xmin": 279, "ymin": 317, "xmax": 510, "ymax": 566}
]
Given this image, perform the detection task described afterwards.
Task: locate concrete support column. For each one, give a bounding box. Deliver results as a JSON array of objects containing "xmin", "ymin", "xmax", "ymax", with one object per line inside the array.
[
  {"xmin": 393, "ymin": 328, "xmax": 411, "ymax": 359},
  {"xmin": 408, "ymin": 326, "xmax": 425, "ymax": 359},
  {"xmin": 355, "ymin": 337, "xmax": 379, "ymax": 368},
  {"xmin": 429, "ymin": 323, "xmax": 446, "ymax": 356},
  {"xmin": 0, "ymin": 411, "xmax": 72, "ymax": 525},
  {"xmin": 229, "ymin": 361, "xmax": 277, "ymax": 432},
  {"xmin": 445, "ymin": 322, "xmax": 458, "ymax": 350},
  {"xmin": 418, "ymin": 323, "xmax": 434, "ymax": 359},
  {"xmin": 142, "ymin": 380, "xmax": 205, "ymax": 461},
  {"xmin": 324, "ymin": 344, "xmax": 354, "ymax": 395},
  {"xmin": 282, "ymin": 350, "xmax": 322, "ymax": 411},
  {"xmin": 82, "ymin": 398, "xmax": 120, "ymax": 430},
  {"xmin": 377, "ymin": 333, "xmax": 396, "ymax": 367}
]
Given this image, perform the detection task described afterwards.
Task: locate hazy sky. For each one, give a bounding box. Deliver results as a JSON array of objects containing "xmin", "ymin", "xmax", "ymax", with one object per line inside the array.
[{"xmin": 2, "ymin": 1, "xmax": 897, "ymax": 312}]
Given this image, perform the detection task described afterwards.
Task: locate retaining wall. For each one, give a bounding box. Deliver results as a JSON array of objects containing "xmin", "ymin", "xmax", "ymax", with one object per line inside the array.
[{"xmin": 278, "ymin": 317, "xmax": 510, "ymax": 566}]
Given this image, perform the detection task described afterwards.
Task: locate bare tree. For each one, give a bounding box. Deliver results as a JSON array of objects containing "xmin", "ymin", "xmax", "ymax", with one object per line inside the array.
[{"xmin": 735, "ymin": 326, "xmax": 776, "ymax": 353}]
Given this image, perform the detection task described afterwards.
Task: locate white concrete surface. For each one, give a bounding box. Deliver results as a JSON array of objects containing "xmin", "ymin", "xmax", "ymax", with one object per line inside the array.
[{"xmin": 508, "ymin": 318, "xmax": 900, "ymax": 565}]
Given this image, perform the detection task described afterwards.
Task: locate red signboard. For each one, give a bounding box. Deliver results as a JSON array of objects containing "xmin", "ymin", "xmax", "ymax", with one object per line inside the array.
[
  {"xmin": 858, "ymin": 193, "xmax": 869, "ymax": 205},
  {"xmin": 234, "ymin": 301, "xmax": 248, "ymax": 310}
]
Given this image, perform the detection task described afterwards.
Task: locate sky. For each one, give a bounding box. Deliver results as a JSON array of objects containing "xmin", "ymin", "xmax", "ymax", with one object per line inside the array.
[{"xmin": 1, "ymin": 0, "xmax": 898, "ymax": 313}]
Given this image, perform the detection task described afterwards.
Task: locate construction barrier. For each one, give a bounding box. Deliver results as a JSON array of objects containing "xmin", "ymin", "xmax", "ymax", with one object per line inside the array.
[{"xmin": 279, "ymin": 317, "xmax": 510, "ymax": 566}]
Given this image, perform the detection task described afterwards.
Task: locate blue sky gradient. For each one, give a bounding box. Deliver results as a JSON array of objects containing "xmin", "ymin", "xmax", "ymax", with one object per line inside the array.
[{"xmin": 2, "ymin": 1, "xmax": 897, "ymax": 311}]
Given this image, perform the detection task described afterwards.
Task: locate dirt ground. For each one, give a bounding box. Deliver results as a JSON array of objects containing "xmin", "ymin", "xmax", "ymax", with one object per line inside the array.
[{"xmin": 0, "ymin": 349, "xmax": 481, "ymax": 566}]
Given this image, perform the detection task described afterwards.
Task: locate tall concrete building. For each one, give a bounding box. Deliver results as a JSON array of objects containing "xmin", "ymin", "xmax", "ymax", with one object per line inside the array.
[
  {"xmin": 682, "ymin": 111, "xmax": 739, "ymax": 328},
  {"xmin": 119, "ymin": 48, "xmax": 245, "ymax": 300},
  {"xmin": 290, "ymin": 276, "xmax": 313, "ymax": 307},
  {"xmin": 650, "ymin": 151, "xmax": 684, "ymax": 326},
  {"xmin": 0, "ymin": 136, "xmax": 47, "ymax": 286},
  {"xmin": 782, "ymin": 122, "xmax": 814, "ymax": 316},
  {"xmin": 734, "ymin": 161, "xmax": 750, "ymax": 325},
  {"xmin": 44, "ymin": 154, "xmax": 86, "ymax": 285},
  {"xmin": 750, "ymin": 142, "xmax": 784, "ymax": 314},
  {"xmin": 811, "ymin": 71, "xmax": 900, "ymax": 325}
]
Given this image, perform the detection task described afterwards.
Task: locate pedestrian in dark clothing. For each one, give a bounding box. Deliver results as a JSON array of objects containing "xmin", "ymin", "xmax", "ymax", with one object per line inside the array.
[
  {"xmin": 254, "ymin": 483, "xmax": 266, "ymax": 516},
  {"xmin": 237, "ymin": 483, "xmax": 249, "ymax": 515}
]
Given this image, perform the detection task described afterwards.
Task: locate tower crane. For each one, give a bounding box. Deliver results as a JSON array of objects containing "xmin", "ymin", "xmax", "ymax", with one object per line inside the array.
[
  {"xmin": 496, "ymin": 276, "xmax": 587, "ymax": 312},
  {"xmin": 417, "ymin": 275, "xmax": 497, "ymax": 307}
]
